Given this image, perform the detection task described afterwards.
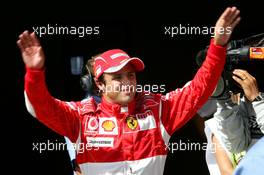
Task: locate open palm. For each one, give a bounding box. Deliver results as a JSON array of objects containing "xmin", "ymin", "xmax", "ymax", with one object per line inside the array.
[
  {"xmin": 17, "ymin": 31, "xmax": 45, "ymax": 69},
  {"xmin": 214, "ymin": 7, "xmax": 241, "ymax": 46}
]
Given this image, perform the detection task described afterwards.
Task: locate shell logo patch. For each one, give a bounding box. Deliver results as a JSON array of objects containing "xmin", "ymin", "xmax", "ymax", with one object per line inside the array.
[
  {"xmin": 99, "ymin": 117, "xmax": 118, "ymax": 135},
  {"xmin": 102, "ymin": 120, "xmax": 116, "ymax": 132}
]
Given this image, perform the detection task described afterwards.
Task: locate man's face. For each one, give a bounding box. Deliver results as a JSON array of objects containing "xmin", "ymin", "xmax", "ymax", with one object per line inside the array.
[{"xmin": 100, "ymin": 64, "xmax": 137, "ymax": 106}]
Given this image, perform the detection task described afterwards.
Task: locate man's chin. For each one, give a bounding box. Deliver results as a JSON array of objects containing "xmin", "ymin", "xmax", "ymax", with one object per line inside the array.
[{"xmin": 118, "ymin": 95, "xmax": 135, "ymax": 105}]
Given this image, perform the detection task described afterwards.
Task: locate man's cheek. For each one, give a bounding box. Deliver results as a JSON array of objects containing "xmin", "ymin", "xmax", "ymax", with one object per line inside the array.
[{"xmin": 113, "ymin": 83, "xmax": 122, "ymax": 92}]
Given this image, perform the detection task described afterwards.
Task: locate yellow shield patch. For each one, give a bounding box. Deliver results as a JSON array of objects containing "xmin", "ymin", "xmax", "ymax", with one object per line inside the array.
[{"xmin": 126, "ymin": 116, "xmax": 138, "ymax": 130}]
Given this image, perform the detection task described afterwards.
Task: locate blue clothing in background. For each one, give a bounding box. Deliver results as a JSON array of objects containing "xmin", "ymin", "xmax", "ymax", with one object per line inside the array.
[{"xmin": 233, "ymin": 136, "xmax": 264, "ymax": 175}]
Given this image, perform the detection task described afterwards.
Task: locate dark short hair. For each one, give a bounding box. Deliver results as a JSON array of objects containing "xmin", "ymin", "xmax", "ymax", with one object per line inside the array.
[{"xmin": 85, "ymin": 54, "xmax": 105, "ymax": 96}]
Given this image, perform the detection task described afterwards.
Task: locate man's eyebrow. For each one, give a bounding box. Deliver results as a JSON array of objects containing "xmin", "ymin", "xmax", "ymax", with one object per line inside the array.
[
  {"xmin": 111, "ymin": 71, "xmax": 135, "ymax": 77},
  {"xmin": 127, "ymin": 71, "xmax": 135, "ymax": 74}
]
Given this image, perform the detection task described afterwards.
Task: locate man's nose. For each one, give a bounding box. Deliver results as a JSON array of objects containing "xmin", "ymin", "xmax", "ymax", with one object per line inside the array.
[{"xmin": 121, "ymin": 75, "xmax": 130, "ymax": 84}]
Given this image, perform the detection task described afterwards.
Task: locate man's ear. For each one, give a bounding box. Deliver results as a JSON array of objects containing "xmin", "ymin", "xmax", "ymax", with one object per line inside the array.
[{"xmin": 94, "ymin": 78, "xmax": 105, "ymax": 92}]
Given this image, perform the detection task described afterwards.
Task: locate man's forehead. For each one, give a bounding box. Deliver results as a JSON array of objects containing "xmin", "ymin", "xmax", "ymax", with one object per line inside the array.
[{"xmin": 109, "ymin": 64, "xmax": 136, "ymax": 75}]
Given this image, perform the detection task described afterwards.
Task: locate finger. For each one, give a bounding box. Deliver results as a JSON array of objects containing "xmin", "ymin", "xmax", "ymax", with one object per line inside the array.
[
  {"xmin": 242, "ymin": 71, "xmax": 252, "ymax": 79},
  {"xmin": 230, "ymin": 16, "xmax": 241, "ymax": 29},
  {"xmin": 236, "ymin": 69, "xmax": 253, "ymax": 80},
  {"xmin": 17, "ymin": 34, "xmax": 29, "ymax": 51},
  {"xmin": 231, "ymin": 94, "xmax": 236, "ymax": 103},
  {"xmin": 233, "ymin": 69, "xmax": 249, "ymax": 76},
  {"xmin": 219, "ymin": 7, "xmax": 232, "ymax": 21},
  {"xmin": 19, "ymin": 31, "xmax": 30, "ymax": 48},
  {"xmin": 227, "ymin": 7, "xmax": 238, "ymax": 22},
  {"xmin": 233, "ymin": 69, "xmax": 246, "ymax": 79},
  {"xmin": 30, "ymin": 32, "xmax": 40, "ymax": 46},
  {"xmin": 18, "ymin": 30, "xmax": 28, "ymax": 39},
  {"xmin": 229, "ymin": 9, "xmax": 240, "ymax": 25},
  {"xmin": 232, "ymin": 93, "xmax": 240, "ymax": 104},
  {"xmin": 232, "ymin": 75, "xmax": 244, "ymax": 86},
  {"xmin": 18, "ymin": 33, "xmax": 24, "ymax": 39},
  {"xmin": 23, "ymin": 31, "xmax": 34, "ymax": 47},
  {"xmin": 236, "ymin": 93, "xmax": 241, "ymax": 102},
  {"xmin": 17, "ymin": 40, "xmax": 25, "ymax": 52}
]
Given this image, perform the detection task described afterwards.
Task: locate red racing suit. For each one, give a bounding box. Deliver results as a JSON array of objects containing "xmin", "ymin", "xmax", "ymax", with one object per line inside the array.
[{"xmin": 24, "ymin": 39, "xmax": 226, "ymax": 175}]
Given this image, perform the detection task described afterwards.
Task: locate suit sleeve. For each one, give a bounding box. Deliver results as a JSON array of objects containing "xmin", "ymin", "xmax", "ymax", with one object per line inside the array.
[
  {"xmin": 161, "ymin": 39, "xmax": 226, "ymax": 135},
  {"xmin": 253, "ymin": 98, "xmax": 264, "ymax": 133},
  {"xmin": 24, "ymin": 68, "xmax": 80, "ymax": 142}
]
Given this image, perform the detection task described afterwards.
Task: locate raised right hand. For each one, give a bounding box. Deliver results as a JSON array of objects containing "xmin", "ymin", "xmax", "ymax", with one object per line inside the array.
[
  {"xmin": 214, "ymin": 7, "xmax": 241, "ymax": 46},
  {"xmin": 17, "ymin": 31, "xmax": 45, "ymax": 69}
]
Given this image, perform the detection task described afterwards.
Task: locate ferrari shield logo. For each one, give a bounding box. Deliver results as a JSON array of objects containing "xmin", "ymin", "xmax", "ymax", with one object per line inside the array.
[{"xmin": 126, "ymin": 116, "xmax": 138, "ymax": 130}]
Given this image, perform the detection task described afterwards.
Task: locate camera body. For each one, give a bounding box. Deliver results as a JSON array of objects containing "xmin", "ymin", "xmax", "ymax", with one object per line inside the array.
[{"xmin": 196, "ymin": 34, "xmax": 264, "ymax": 99}]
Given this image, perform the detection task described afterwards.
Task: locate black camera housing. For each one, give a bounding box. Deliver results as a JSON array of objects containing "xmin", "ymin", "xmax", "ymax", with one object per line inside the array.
[{"xmin": 196, "ymin": 33, "xmax": 264, "ymax": 99}]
